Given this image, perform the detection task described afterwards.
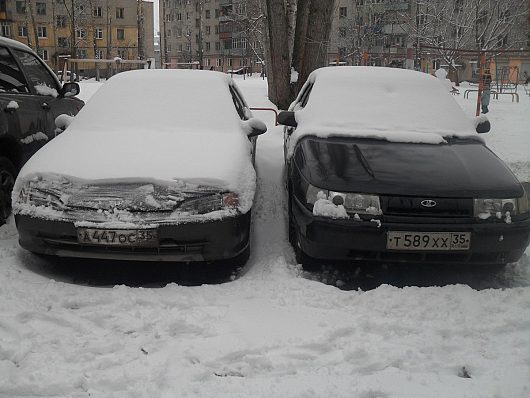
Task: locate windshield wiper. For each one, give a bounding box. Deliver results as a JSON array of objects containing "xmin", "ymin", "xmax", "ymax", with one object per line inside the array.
[{"xmin": 352, "ymin": 144, "xmax": 375, "ymax": 178}]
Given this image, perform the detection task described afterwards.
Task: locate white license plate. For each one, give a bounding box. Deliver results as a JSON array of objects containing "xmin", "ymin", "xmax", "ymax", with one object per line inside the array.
[
  {"xmin": 387, "ymin": 232, "xmax": 471, "ymax": 251},
  {"xmin": 77, "ymin": 228, "xmax": 158, "ymax": 247}
]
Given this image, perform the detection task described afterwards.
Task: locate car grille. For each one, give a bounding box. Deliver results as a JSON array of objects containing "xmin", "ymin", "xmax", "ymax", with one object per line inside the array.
[{"xmin": 381, "ymin": 196, "xmax": 473, "ymax": 218}]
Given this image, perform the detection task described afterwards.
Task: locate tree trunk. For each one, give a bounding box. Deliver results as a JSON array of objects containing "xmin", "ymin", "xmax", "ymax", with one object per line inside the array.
[
  {"xmin": 295, "ymin": 0, "xmax": 336, "ymax": 97},
  {"xmin": 264, "ymin": 0, "xmax": 291, "ymax": 109}
]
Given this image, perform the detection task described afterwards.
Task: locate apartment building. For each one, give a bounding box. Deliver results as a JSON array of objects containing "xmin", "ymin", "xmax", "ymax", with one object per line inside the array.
[
  {"xmin": 0, "ymin": 0, "xmax": 154, "ymax": 71},
  {"xmin": 160, "ymin": 0, "xmax": 264, "ymax": 71}
]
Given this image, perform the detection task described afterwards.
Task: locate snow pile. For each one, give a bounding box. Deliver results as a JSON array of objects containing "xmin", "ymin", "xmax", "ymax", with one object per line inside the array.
[
  {"xmin": 14, "ymin": 70, "xmax": 259, "ymax": 219},
  {"xmin": 54, "ymin": 114, "xmax": 75, "ymax": 130},
  {"xmin": 313, "ymin": 198, "xmax": 349, "ymax": 219},
  {"xmin": 6, "ymin": 100, "xmax": 18, "ymax": 110},
  {"xmin": 34, "ymin": 84, "xmax": 58, "ymax": 98},
  {"xmin": 289, "ymin": 67, "xmax": 481, "ymax": 156},
  {"xmin": 19, "ymin": 132, "xmax": 48, "ymax": 145}
]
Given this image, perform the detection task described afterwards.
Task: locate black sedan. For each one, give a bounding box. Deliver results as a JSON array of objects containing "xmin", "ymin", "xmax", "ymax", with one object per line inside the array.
[
  {"xmin": 0, "ymin": 37, "xmax": 83, "ymax": 223},
  {"xmin": 278, "ymin": 67, "xmax": 529, "ymax": 268}
]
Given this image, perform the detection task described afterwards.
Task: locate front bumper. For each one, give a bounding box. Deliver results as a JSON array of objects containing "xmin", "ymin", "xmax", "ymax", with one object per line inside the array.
[
  {"xmin": 15, "ymin": 212, "xmax": 251, "ymax": 262},
  {"xmin": 292, "ymin": 198, "xmax": 530, "ymax": 265}
]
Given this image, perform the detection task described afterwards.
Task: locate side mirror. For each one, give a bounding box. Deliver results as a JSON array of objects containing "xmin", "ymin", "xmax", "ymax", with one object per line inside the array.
[
  {"xmin": 277, "ymin": 111, "xmax": 297, "ymax": 127},
  {"xmin": 61, "ymin": 82, "xmax": 80, "ymax": 98},
  {"xmin": 244, "ymin": 118, "xmax": 267, "ymax": 137},
  {"xmin": 475, "ymin": 116, "xmax": 490, "ymax": 134}
]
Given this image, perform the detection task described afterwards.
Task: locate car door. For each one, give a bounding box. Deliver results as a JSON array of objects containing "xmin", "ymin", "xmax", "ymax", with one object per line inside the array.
[
  {"xmin": 12, "ymin": 49, "xmax": 81, "ymax": 145},
  {"xmin": 0, "ymin": 45, "xmax": 47, "ymax": 165}
]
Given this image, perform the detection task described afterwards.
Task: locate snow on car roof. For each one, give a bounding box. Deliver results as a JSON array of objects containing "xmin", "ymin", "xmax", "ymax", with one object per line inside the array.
[
  {"xmin": 14, "ymin": 69, "xmax": 257, "ymax": 213},
  {"xmin": 290, "ymin": 67, "xmax": 481, "ymax": 149}
]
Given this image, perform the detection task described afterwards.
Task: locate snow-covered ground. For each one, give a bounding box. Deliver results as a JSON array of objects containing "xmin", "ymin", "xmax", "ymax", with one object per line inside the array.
[{"xmin": 0, "ymin": 73, "xmax": 529, "ymax": 398}]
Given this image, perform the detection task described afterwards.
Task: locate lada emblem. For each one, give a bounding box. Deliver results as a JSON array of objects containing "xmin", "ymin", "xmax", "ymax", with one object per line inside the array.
[{"xmin": 421, "ymin": 199, "xmax": 437, "ymax": 208}]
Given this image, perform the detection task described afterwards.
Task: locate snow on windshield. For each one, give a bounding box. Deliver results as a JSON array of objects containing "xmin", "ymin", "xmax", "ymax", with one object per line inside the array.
[
  {"xmin": 289, "ymin": 67, "xmax": 481, "ymax": 154},
  {"xmin": 68, "ymin": 69, "xmax": 243, "ymax": 134}
]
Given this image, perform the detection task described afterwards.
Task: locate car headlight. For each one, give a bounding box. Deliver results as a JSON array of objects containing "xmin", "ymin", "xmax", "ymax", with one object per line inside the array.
[
  {"xmin": 306, "ymin": 184, "xmax": 382, "ymax": 216},
  {"xmin": 474, "ymin": 196, "xmax": 529, "ymax": 220},
  {"xmin": 178, "ymin": 192, "xmax": 239, "ymax": 215},
  {"xmin": 15, "ymin": 182, "xmax": 66, "ymax": 210}
]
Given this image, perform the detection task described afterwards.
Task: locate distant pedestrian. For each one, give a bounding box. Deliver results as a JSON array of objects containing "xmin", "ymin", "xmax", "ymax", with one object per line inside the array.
[
  {"xmin": 524, "ymin": 71, "xmax": 529, "ymax": 85},
  {"xmin": 481, "ymin": 68, "xmax": 492, "ymax": 114}
]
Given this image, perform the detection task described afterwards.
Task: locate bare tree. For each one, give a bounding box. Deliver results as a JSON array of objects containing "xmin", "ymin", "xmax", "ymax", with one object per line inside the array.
[{"xmin": 404, "ymin": 0, "xmax": 529, "ymax": 83}]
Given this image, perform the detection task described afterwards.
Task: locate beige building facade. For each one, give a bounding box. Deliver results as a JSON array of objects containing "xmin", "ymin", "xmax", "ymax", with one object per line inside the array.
[{"xmin": 0, "ymin": 0, "xmax": 154, "ymax": 72}]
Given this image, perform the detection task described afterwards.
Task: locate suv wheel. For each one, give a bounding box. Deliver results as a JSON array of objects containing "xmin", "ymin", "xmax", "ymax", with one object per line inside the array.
[{"xmin": 0, "ymin": 157, "xmax": 17, "ymax": 223}]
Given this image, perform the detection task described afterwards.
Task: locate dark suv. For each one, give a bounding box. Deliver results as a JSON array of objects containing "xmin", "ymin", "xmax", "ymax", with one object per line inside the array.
[{"xmin": 0, "ymin": 37, "xmax": 83, "ymax": 223}]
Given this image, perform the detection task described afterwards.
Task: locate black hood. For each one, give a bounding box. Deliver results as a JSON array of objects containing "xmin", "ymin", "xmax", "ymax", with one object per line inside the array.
[{"xmin": 293, "ymin": 137, "xmax": 523, "ymax": 198}]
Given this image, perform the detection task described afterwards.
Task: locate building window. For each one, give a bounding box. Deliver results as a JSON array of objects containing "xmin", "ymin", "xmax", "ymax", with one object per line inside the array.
[
  {"xmin": 58, "ymin": 37, "xmax": 68, "ymax": 48},
  {"xmin": 205, "ymin": 9, "xmax": 211, "ymax": 19},
  {"xmin": 232, "ymin": 38, "xmax": 247, "ymax": 49},
  {"xmin": 0, "ymin": 23, "xmax": 11, "ymax": 38},
  {"xmin": 77, "ymin": 49, "xmax": 87, "ymax": 59},
  {"xmin": 205, "ymin": 42, "xmax": 210, "ymax": 51},
  {"xmin": 339, "ymin": 7, "xmax": 347, "ymax": 18},
  {"xmin": 228, "ymin": 58, "xmax": 233, "ymax": 67},
  {"xmin": 215, "ymin": 25, "xmax": 219, "ymax": 34},
  {"xmin": 177, "ymin": 13, "xmax": 182, "ymax": 21},
  {"xmin": 37, "ymin": 26, "xmax": 47, "ymax": 38},
  {"xmin": 95, "ymin": 49, "xmax": 104, "ymax": 59},
  {"xmin": 339, "ymin": 27, "xmax": 347, "ymax": 38},
  {"xmin": 39, "ymin": 49, "xmax": 49, "ymax": 61},
  {"xmin": 216, "ymin": 58, "xmax": 221, "ymax": 67},
  {"xmin": 206, "ymin": 25, "xmax": 211, "ymax": 35},
  {"xmin": 16, "ymin": 1, "xmax": 26, "ymax": 14},
  {"xmin": 215, "ymin": 41, "xmax": 220, "ymax": 50},
  {"xmin": 116, "ymin": 7, "xmax": 124, "ymax": 19},
  {"xmin": 118, "ymin": 49, "xmax": 127, "ymax": 59},
  {"xmin": 56, "ymin": 15, "xmax": 67, "ymax": 28},
  {"xmin": 205, "ymin": 58, "xmax": 210, "ymax": 66},
  {"xmin": 36, "ymin": 2, "xmax": 46, "ymax": 15},
  {"xmin": 96, "ymin": 28, "xmax": 103, "ymax": 39},
  {"xmin": 117, "ymin": 28, "xmax": 125, "ymax": 40},
  {"xmin": 18, "ymin": 25, "xmax": 28, "ymax": 37},
  {"xmin": 93, "ymin": 6, "xmax": 103, "ymax": 17},
  {"xmin": 215, "ymin": 9, "xmax": 219, "ymax": 18},
  {"xmin": 76, "ymin": 28, "xmax": 86, "ymax": 39}
]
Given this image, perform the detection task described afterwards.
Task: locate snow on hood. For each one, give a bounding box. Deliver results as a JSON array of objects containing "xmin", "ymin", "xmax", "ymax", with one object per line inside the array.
[
  {"xmin": 289, "ymin": 67, "xmax": 482, "ymax": 154},
  {"xmin": 14, "ymin": 69, "xmax": 256, "ymax": 216}
]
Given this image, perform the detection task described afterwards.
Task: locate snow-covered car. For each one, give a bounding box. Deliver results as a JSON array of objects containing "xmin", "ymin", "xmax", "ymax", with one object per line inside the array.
[
  {"xmin": 12, "ymin": 69, "xmax": 267, "ymax": 264},
  {"xmin": 0, "ymin": 37, "xmax": 83, "ymax": 223},
  {"xmin": 279, "ymin": 67, "xmax": 529, "ymax": 268}
]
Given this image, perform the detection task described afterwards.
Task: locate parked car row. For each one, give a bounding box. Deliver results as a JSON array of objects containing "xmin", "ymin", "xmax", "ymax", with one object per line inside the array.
[{"xmin": 3, "ymin": 38, "xmax": 529, "ymax": 270}]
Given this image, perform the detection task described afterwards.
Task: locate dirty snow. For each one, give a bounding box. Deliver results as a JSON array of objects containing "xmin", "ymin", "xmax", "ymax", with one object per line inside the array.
[{"xmin": 1, "ymin": 73, "xmax": 529, "ymax": 398}]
